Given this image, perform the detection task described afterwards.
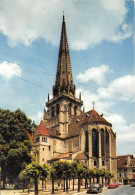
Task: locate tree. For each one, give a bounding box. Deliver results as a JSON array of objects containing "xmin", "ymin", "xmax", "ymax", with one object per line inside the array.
[
  {"xmin": 70, "ymin": 161, "xmax": 79, "ymax": 191},
  {"xmin": 51, "ymin": 161, "xmax": 72, "ymax": 193},
  {"xmin": 40, "ymin": 163, "xmax": 50, "ymax": 191},
  {"xmin": 77, "ymin": 163, "xmax": 86, "ymax": 192},
  {"xmin": 24, "ymin": 162, "xmax": 44, "ymax": 195},
  {"xmin": 18, "ymin": 169, "xmax": 30, "ymax": 193},
  {"xmin": 0, "ymin": 108, "xmax": 32, "ymax": 187}
]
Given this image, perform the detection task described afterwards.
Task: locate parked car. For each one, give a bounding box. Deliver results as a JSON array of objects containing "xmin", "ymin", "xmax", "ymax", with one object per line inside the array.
[
  {"xmin": 86, "ymin": 183, "xmax": 102, "ymax": 194},
  {"xmin": 131, "ymin": 182, "xmax": 135, "ymax": 187},
  {"xmin": 108, "ymin": 183, "xmax": 119, "ymax": 189}
]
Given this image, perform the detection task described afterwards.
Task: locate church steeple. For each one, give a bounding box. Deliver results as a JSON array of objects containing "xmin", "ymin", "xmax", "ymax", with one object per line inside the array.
[{"xmin": 53, "ymin": 15, "xmax": 75, "ymax": 97}]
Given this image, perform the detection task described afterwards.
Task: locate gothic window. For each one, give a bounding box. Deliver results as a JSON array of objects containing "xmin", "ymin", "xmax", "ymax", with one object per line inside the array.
[
  {"xmin": 101, "ymin": 129, "xmax": 105, "ymax": 156},
  {"xmin": 56, "ymin": 104, "xmax": 59, "ymax": 115},
  {"xmin": 85, "ymin": 131, "xmax": 89, "ymax": 152},
  {"xmin": 94, "ymin": 161, "xmax": 97, "ymax": 166},
  {"xmin": 74, "ymin": 105, "xmax": 77, "ymax": 116},
  {"xmin": 106, "ymin": 129, "xmax": 109, "ymax": 157},
  {"xmin": 52, "ymin": 106, "xmax": 54, "ymax": 117},
  {"xmin": 68, "ymin": 103, "xmax": 72, "ymax": 115},
  {"xmin": 102, "ymin": 160, "xmax": 105, "ymax": 166},
  {"xmin": 92, "ymin": 129, "xmax": 98, "ymax": 157}
]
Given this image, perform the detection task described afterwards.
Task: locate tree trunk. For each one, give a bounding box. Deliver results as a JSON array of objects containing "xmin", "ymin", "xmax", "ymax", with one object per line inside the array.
[
  {"xmin": 66, "ymin": 178, "xmax": 68, "ymax": 193},
  {"xmin": 73, "ymin": 178, "xmax": 74, "ymax": 191},
  {"xmin": 93, "ymin": 177, "xmax": 94, "ymax": 184},
  {"xmin": 102, "ymin": 177, "xmax": 104, "ymax": 187},
  {"xmin": 34, "ymin": 178, "xmax": 38, "ymax": 195},
  {"xmin": 89, "ymin": 178, "xmax": 91, "ymax": 187},
  {"xmin": 42, "ymin": 179, "xmax": 44, "ymax": 191},
  {"xmin": 45, "ymin": 179, "xmax": 46, "ymax": 190},
  {"xmin": 63, "ymin": 178, "xmax": 65, "ymax": 192},
  {"xmin": 85, "ymin": 178, "xmax": 87, "ymax": 189},
  {"xmin": 52, "ymin": 178, "xmax": 54, "ymax": 194},
  {"xmin": 97, "ymin": 176, "xmax": 99, "ymax": 183},
  {"xmin": 2, "ymin": 176, "xmax": 6, "ymax": 189},
  {"xmin": 78, "ymin": 178, "xmax": 81, "ymax": 192},
  {"xmin": 23, "ymin": 181, "xmax": 25, "ymax": 192},
  {"xmin": 28, "ymin": 181, "xmax": 30, "ymax": 194}
]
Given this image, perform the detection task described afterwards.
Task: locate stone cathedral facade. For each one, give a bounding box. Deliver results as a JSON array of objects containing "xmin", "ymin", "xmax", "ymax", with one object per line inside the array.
[{"xmin": 33, "ymin": 16, "xmax": 117, "ymax": 181}]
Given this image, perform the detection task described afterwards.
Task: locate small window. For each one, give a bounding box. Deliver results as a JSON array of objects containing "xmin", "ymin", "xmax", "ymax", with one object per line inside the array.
[
  {"xmin": 102, "ymin": 161, "xmax": 105, "ymax": 166},
  {"xmin": 48, "ymin": 146, "xmax": 51, "ymax": 150},
  {"xmin": 42, "ymin": 137, "xmax": 47, "ymax": 142},
  {"xmin": 133, "ymin": 169, "xmax": 135, "ymax": 172},
  {"xmin": 42, "ymin": 148, "xmax": 44, "ymax": 151},
  {"xmin": 94, "ymin": 161, "xmax": 97, "ymax": 166},
  {"xmin": 42, "ymin": 159, "xmax": 44, "ymax": 162}
]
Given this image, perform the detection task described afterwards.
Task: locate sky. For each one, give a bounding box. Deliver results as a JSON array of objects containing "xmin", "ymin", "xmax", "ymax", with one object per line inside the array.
[{"xmin": 0, "ymin": 0, "xmax": 134, "ymax": 156}]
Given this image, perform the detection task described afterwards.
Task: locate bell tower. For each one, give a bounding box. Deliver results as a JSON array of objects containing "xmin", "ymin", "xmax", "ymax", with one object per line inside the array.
[{"xmin": 44, "ymin": 15, "xmax": 83, "ymax": 138}]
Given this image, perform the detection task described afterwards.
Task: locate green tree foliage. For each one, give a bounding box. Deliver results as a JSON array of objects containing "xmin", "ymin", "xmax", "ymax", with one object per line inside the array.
[
  {"xmin": 0, "ymin": 108, "xmax": 32, "ymax": 185},
  {"xmin": 40, "ymin": 163, "xmax": 50, "ymax": 191},
  {"xmin": 51, "ymin": 161, "xmax": 72, "ymax": 193},
  {"xmin": 24, "ymin": 162, "xmax": 50, "ymax": 195}
]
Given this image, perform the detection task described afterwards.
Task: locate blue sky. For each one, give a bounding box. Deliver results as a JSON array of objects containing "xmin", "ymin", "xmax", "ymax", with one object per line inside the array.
[{"xmin": 0, "ymin": 0, "xmax": 134, "ymax": 156}]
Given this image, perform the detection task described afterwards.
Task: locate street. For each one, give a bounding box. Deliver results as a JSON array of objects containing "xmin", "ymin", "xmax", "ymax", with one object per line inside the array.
[
  {"xmin": 74, "ymin": 186, "xmax": 135, "ymax": 195},
  {"xmin": 1, "ymin": 186, "xmax": 135, "ymax": 195}
]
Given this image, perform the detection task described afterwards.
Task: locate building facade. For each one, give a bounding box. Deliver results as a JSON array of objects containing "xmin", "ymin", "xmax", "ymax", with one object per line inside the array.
[
  {"xmin": 117, "ymin": 155, "xmax": 135, "ymax": 185},
  {"xmin": 33, "ymin": 16, "xmax": 117, "ymax": 181}
]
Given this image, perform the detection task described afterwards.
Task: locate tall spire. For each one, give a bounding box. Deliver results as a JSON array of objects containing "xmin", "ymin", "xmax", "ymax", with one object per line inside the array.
[{"xmin": 53, "ymin": 15, "xmax": 75, "ymax": 97}]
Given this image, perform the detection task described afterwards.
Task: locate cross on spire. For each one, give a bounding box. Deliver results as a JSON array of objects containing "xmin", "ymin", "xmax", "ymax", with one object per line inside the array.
[{"xmin": 92, "ymin": 101, "xmax": 95, "ymax": 109}]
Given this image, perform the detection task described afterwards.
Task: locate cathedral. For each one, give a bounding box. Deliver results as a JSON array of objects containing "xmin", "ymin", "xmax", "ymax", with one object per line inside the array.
[{"xmin": 33, "ymin": 16, "xmax": 117, "ymax": 181}]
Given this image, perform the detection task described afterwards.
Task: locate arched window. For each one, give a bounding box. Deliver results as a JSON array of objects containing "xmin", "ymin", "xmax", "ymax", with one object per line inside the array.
[
  {"xmin": 101, "ymin": 129, "xmax": 104, "ymax": 157},
  {"xmin": 92, "ymin": 129, "xmax": 98, "ymax": 157},
  {"xmin": 68, "ymin": 103, "xmax": 72, "ymax": 115},
  {"xmin": 85, "ymin": 131, "xmax": 89, "ymax": 152},
  {"xmin": 56, "ymin": 104, "xmax": 59, "ymax": 115},
  {"xmin": 74, "ymin": 105, "xmax": 77, "ymax": 116},
  {"xmin": 106, "ymin": 129, "xmax": 109, "ymax": 157},
  {"xmin": 52, "ymin": 106, "xmax": 54, "ymax": 117}
]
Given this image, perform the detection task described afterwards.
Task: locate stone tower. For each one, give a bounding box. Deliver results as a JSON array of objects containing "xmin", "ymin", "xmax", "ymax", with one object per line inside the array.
[{"xmin": 44, "ymin": 15, "xmax": 83, "ymax": 137}]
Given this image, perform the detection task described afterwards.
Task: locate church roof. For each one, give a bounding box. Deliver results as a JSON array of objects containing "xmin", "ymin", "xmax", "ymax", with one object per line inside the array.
[
  {"xmin": 74, "ymin": 153, "xmax": 88, "ymax": 160},
  {"xmin": 68, "ymin": 109, "xmax": 112, "ymax": 137},
  {"xmin": 54, "ymin": 153, "xmax": 70, "ymax": 159},
  {"xmin": 53, "ymin": 15, "xmax": 75, "ymax": 97},
  {"xmin": 35, "ymin": 120, "xmax": 49, "ymax": 136}
]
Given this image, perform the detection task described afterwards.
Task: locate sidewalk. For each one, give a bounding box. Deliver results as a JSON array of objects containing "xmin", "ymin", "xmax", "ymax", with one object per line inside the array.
[{"xmin": 1, "ymin": 186, "xmax": 108, "ymax": 195}]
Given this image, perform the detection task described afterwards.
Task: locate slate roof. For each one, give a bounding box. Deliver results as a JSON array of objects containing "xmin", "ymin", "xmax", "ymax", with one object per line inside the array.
[
  {"xmin": 35, "ymin": 120, "xmax": 49, "ymax": 136},
  {"xmin": 68, "ymin": 109, "xmax": 112, "ymax": 137},
  {"xmin": 74, "ymin": 153, "xmax": 88, "ymax": 160}
]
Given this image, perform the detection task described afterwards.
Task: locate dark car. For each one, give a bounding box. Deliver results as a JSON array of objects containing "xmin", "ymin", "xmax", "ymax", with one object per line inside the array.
[
  {"xmin": 131, "ymin": 182, "xmax": 135, "ymax": 187},
  {"xmin": 86, "ymin": 183, "xmax": 102, "ymax": 194}
]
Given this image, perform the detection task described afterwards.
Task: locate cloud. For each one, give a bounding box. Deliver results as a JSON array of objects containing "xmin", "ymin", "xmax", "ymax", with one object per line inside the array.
[
  {"xmin": 106, "ymin": 113, "xmax": 135, "ymax": 155},
  {"xmin": 0, "ymin": 0, "xmax": 132, "ymax": 49},
  {"xmin": 76, "ymin": 64, "xmax": 110, "ymax": 84},
  {"xmin": 98, "ymin": 75, "xmax": 135, "ymax": 101},
  {"xmin": 30, "ymin": 111, "xmax": 44, "ymax": 124},
  {"xmin": 0, "ymin": 61, "xmax": 22, "ymax": 80}
]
